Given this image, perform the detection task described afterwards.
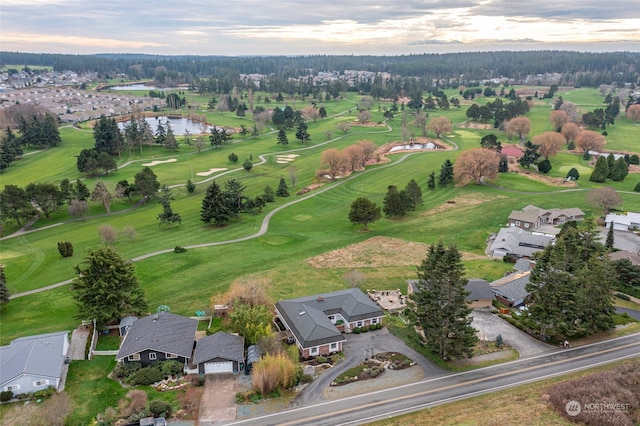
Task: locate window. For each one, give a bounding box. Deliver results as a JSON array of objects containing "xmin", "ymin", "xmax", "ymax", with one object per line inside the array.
[
  {"xmin": 166, "ymin": 353, "xmax": 178, "ymax": 359},
  {"xmin": 330, "ymin": 343, "xmax": 338, "ymax": 350},
  {"xmin": 310, "ymin": 347, "xmax": 318, "ymax": 355},
  {"xmin": 33, "ymin": 380, "xmax": 49, "ymax": 387},
  {"xmin": 371, "ymin": 318, "xmax": 378, "ymax": 324},
  {"xmin": 128, "ymin": 354, "xmax": 140, "ymax": 361},
  {"xmin": 524, "ymin": 223, "xmax": 530, "ymax": 228},
  {"xmin": 6, "ymin": 384, "xmax": 21, "ymax": 392},
  {"xmin": 515, "ymin": 221, "xmax": 520, "ymax": 226},
  {"xmin": 327, "ymin": 315, "xmax": 335, "ymax": 321},
  {"xmin": 356, "ymin": 321, "xmax": 363, "ymax": 328},
  {"xmin": 148, "ymin": 352, "xmax": 157, "ymax": 360}
]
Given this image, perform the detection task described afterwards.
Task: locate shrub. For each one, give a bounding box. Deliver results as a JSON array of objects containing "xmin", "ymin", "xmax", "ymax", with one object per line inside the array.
[
  {"xmin": 503, "ymin": 255, "xmax": 517, "ymax": 263},
  {"xmin": 127, "ymin": 366, "xmax": 163, "ymax": 386},
  {"xmin": 189, "ymin": 374, "xmax": 205, "ymax": 386},
  {"xmin": 567, "ymin": 140, "xmax": 575, "ymax": 150},
  {"xmin": 496, "ymin": 334, "xmax": 504, "ymax": 348},
  {"xmin": 630, "ymin": 154, "xmax": 640, "ymax": 165},
  {"xmin": 376, "ymin": 323, "xmax": 383, "ymax": 330},
  {"xmin": 149, "ymin": 400, "xmax": 172, "ymax": 418},
  {"xmin": 57, "ymin": 241, "xmax": 74, "ymax": 257},
  {"xmin": 634, "ymin": 182, "xmax": 640, "ymax": 193},
  {"xmin": 161, "ymin": 360, "xmax": 184, "ymax": 377},
  {"xmin": 352, "ymin": 327, "xmax": 361, "ymax": 334},
  {"xmin": 299, "ymin": 374, "xmax": 314, "ymax": 384},
  {"xmin": 369, "ymin": 324, "xmax": 377, "ymax": 331},
  {"xmin": 538, "ymin": 159, "xmax": 552, "ymax": 173},
  {"xmin": 360, "ymin": 325, "xmax": 369, "ymax": 333},
  {"xmin": 113, "ymin": 361, "xmax": 142, "ymax": 379},
  {"xmin": 316, "ymin": 355, "xmax": 327, "ymax": 364},
  {"xmin": 566, "ymin": 167, "xmax": 580, "ymax": 181},
  {"xmin": 186, "ymin": 179, "xmax": 196, "ymax": 193},
  {"xmin": 0, "ymin": 390, "xmax": 13, "ymax": 402},
  {"xmin": 252, "ymin": 353, "xmax": 298, "ymax": 395},
  {"xmin": 33, "ymin": 386, "xmax": 56, "ymax": 398},
  {"xmin": 174, "ymin": 245, "xmax": 187, "ymax": 253}
]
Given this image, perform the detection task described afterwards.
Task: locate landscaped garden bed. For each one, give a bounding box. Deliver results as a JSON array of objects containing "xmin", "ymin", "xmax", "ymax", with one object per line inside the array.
[{"xmin": 330, "ymin": 352, "xmax": 413, "ymax": 386}]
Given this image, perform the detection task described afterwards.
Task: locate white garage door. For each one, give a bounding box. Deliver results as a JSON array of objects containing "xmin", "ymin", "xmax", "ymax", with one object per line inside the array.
[{"xmin": 204, "ymin": 361, "xmax": 233, "ymax": 374}]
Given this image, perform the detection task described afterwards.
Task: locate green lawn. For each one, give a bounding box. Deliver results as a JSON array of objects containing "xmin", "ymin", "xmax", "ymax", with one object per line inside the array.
[{"xmin": 2, "ymin": 86, "xmax": 640, "ymax": 345}]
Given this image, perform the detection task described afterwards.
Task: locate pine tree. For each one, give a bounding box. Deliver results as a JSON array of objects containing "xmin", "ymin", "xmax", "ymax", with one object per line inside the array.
[
  {"xmin": 276, "ymin": 128, "xmax": 289, "ymax": 148},
  {"xmin": 200, "ymin": 181, "xmax": 231, "ymax": 225},
  {"xmin": 295, "ymin": 121, "xmax": 310, "ymax": 144},
  {"xmin": 71, "ymin": 246, "xmax": 147, "ymax": 327},
  {"xmin": 382, "ymin": 185, "xmax": 410, "ymax": 217},
  {"xmin": 404, "ymin": 179, "xmax": 423, "ymax": 210},
  {"xmin": 610, "ymin": 157, "xmax": 629, "ymax": 182},
  {"xmin": 590, "ymin": 156, "xmax": 608, "ymax": 182},
  {"xmin": 411, "ymin": 242, "xmax": 478, "ymax": 360},
  {"xmin": 348, "ymin": 197, "xmax": 381, "ymax": 230},
  {"xmin": 262, "ymin": 185, "xmax": 275, "ymax": 202},
  {"xmin": 157, "ymin": 186, "xmax": 182, "ymax": 225},
  {"xmin": 498, "ymin": 155, "xmax": 509, "ymax": 172},
  {"xmin": 605, "ymin": 221, "xmax": 615, "ymax": 250},
  {"xmin": 427, "ymin": 171, "xmax": 436, "ymax": 190},
  {"xmin": 606, "ymin": 154, "xmax": 616, "ymax": 178},
  {"xmin": 276, "ymin": 177, "xmax": 290, "ymax": 197},
  {"xmin": 0, "ymin": 265, "xmax": 9, "ymax": 309},
  {"xmin": 438, "ymin": 159, "xmax": 454, "ymax": 186}
]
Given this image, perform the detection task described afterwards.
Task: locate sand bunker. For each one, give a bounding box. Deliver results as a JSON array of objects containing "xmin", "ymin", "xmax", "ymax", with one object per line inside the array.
[
  {"xmin": 196, "ymin": 167, "xmax": 228, "ymax": 176},
  {"xmin": 142, "ymin": 158, "xmax": 177, "ymax": 167},
  {"xmin": 276, "ymin": 154, "xmax": 299, "ymax": 164}
]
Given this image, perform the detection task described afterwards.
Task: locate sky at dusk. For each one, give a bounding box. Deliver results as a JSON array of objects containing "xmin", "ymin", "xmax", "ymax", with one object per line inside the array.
[{"xmin": 2, "ymin": 0, "xmax": 639, "ymax": 56}]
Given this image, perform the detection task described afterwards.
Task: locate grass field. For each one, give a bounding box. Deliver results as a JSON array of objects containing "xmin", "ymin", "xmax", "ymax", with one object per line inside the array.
[{"xmin": 1, "ymin": 87, "xmax": 640, "ymax": 345}]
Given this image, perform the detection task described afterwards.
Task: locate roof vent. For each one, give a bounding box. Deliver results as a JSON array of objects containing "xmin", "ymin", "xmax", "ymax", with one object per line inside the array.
[{"xmin": 298, "ymin": 310, "xmax": 306, "ymax": 316}]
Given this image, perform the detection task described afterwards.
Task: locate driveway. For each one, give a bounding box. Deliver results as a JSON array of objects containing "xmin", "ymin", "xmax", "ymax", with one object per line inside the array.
[
  {"xmin": 616, "ymin": 306, "xmax": 640, "ymax": 321},
  {"xmin": 288, "ymin": 327, "xmax": 447, "ymax": 407},
  {"xmin": 198, "ymin": 374, "xmax": 239, "ymax": 426},
  {"xmin": 471, "ymin": 309, "xmax": 554, "ymax": 357}
]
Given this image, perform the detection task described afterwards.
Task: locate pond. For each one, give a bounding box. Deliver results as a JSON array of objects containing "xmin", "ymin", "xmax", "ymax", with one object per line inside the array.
[
  {"xmin": 117, "ymin": 116, "xmax": 221, "ymax": 135},
  {"xmin": 108, "ymin": 84, "xmax": 182, "ymax": 91}
]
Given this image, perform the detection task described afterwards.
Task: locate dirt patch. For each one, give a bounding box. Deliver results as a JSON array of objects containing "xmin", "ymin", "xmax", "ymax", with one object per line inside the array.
[
  {"xmin": 509, "ymin": 169, "xmax": 578, "ymax": 187},
  {"xmin": 460, "ymin": 121, "xmax": 493, "ymax": 130},
  {"xmin": 305, "ymin": 236, "xmax": 483, "ymax": 269},
  {"xmin": 421, "ymin": 193, "xmax": 508, "ymax": 218},
  {"xmin": 296, "ymin": 183, "xmax": 324, "ymax": 195}
]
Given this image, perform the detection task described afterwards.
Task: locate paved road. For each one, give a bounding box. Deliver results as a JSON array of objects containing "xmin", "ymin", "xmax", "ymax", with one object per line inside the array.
[
  {"xmin": 224, "ymin": 332, "xmax": 640, "ymax": 426},
  {"xmin": 617, "ymin": 306, "xmax": 640, "ymax": 321},
  {"xmin": 471, "ymin": 309, "xmax": 554, "ymax": 357}
]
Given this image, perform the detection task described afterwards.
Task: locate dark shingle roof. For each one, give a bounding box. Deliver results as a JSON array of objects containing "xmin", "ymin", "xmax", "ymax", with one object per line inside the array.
[
  {"xmin": 465, "ymin": 279, "xmax": 494, "ymax": 301},
  {"xmin": 116, "ymin": 312, "xmax": 197, "ymax": 360},
  {"xmin": 193, "ymin": 332, "xmax": 244, "ymax": 364},
  {"xmin": 276, "ymin": 288, "xmax": 382, "ymax": 348},
  {"xmin": 490, "ymin": 271, "xmax": 531, "ymax": 304}
]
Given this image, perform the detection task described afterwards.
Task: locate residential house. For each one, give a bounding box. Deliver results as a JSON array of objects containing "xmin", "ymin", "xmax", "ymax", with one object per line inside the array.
[
  {"xmin": 408, "ymin": 278, "xmax": 494, "ymax": 309},
  {"xmin": 193, "ymin": 332, "xmax": 244, "ymax": 375},
  {"xmin": 116, "ymin": 312, "xmax": 197, "ymax": 367},
  {"xmin": 490, "ymin": 271, "xmax": 531, "ymax": 308},
  {"xmin": 275, "ymin": 289, "xmax": 383, "ymax": 358},
  {"xmin": 513, "ymin": 258, "xmax": 535, "ymax": 272},
  {"xmin": 508, "ymin": 205, "xmax": 584, "ymax": 231},
  {"xmin": 465, "ymin": 279, "xmax": 494, "ymax": 309},
  {"xmin": 1, "ymin": 331, "xmax": 69, "ymax": 395},
  {"xmin": 605, "ymin": 212, "xmax": 640, "ymax": 231},
  {"xmin": 487, "ymin": 227, "xmax": 554, "ymax": 259}
]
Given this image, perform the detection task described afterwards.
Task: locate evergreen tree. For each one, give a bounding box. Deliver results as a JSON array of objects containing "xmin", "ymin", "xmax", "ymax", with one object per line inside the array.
[
  {"xmin": 606, "ymin": 154, "xmax": 616, "ymax": 178},
  {"xmin": 566, "ymin": 168, "xmax": 580, "ymax": 181},
  {"xmin": 590, "ymin": 156, "xmax": 609, "ymax": 182},
  {"xmin": 427, "ymin": 171, "xmax": 436, "ymax": 189},
  {"xmin": 71, "ymin": 246, "xmax": 147, "ymax": 327},
  {"xmin": 498, "ymin": 155, "xmax": 509, "ymax": 173},
  {"xmin": 411, "ymin": 242, "xmax": 477, "ymax": 360},
  {"xmin": 157, "ymin": 186, "xmax": 182, "ymax": 225},
  {"xmin": 537, "ymin": 159, "xmax": 552, "ymax": 174},
  {"xmin": 527, "ymin": 220, "xmax": 615, "ymax": 338},
  {"xmin": 262, "ymin": 185, "xmax": 275, "ymax": 202},
  {"xmin": 133, "ymin": 167, "xmax": 161, "ymax": 200},
  {"xmin": 0, "ymin": 184, "xmax": 33, "ymax": 226},
  {"xmin": 185, "ymin": 179, "xmax": 196, "ymax": 194},
  {"xmin": 93, "ymin": 115, "xmax": 123, "ymax": 156},
  {"xmin": 200, "ymin": 181, "xmax": 231, "ymax": 225},
  {"xmin": 348, "ymin": 197, "xmax": 382, "ymax": 230},
  {"xmin": 276, "ymin": 128, "xmax": 289, "ymax": 148},
  {"xmin": 276, "ymin": 177, "xmax": 290, "ymax": 197},
  {"xmin": 228, "ymin": 152, "xmax": 239, "ymax": 163},
  {"xmin": 295, "ymin": 121, "xmax": 310, "ymax": 144},
  {"xmin": 518, "ymin": 141, "xmax": 540, "ymax": 168},
  {"xmin": 404, "ymin": 179, "xmax": 423, "ymax": 210},
  {"xmin": 605, "ymin": 221, "xmax": 615, "ymax": 250},
  {"xmin": 610, "ymin": 157, "xmax": 629, "ymax": 182},
  {"xmin": 438, "ymin": 159, "xmax": 454, "ymax": 186},
  {"xmin": 163, "ymin": 121, "xmax": 178, "ymax": 151},
  {"xmin": 382, "ymin": 185, "xmax": 410, "ymax": 217},
  {"xmin": 243, "ymin": 158, "xmax": 253, "ymax": 171},
  {"xmin": 0, "ymin": 265, "xmax": 9, "ymax": 309},
  {"xmin": 73, "ymin": 180, "xmax": 90, "ymax": 201}
]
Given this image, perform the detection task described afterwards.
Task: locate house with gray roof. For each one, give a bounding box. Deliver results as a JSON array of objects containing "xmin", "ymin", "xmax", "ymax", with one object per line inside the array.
[
  {"xmin": 508, "ymin": 205, "xmax": 584, "ymax": 231},
  {"xmin": 1, "ymin": 331, "xmax": 69, "ymax": 396},
  {"xmin": 116, "ymin": 312, "xmax": 197, "ymax": 367},
  {"xmin": 490, "ymin": 271, "xmax": 531, "ymax": 307},
  {"xmin": 193, "ymin": 332, "xmax": 244, "ymax": 375},
  {"xmin": 275, "ymin": 288, "xmax": 383, "ymax": 358},
  {"xmin": 487, "ymin": 227, "xmax": 554, "ymax": 259},
  {"xmin": 407, "ymin": 279, "xmax": 494, "ymax": 309}
]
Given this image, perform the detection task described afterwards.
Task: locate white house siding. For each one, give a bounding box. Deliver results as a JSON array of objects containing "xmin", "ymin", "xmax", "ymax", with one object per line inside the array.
[{"xmin": 3, "ymin": 374, "xmax": 58, "ymax": 395}]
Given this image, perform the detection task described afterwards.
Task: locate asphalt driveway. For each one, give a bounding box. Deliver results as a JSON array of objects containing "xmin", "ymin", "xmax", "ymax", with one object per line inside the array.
[
  {"xmin": 471, "ymin": 309, "xmax": 554, "ymax": 357},
  {"xmin": 289, "ymin": 327, "xmax": 447, "ymax": 407},
  {"xmin": 198, "ymin": 374, "xmax": 238, "ymax": 426},
  {"xmin": 616, "ymin": 306, "xmax": 640, "ymax": 321}
]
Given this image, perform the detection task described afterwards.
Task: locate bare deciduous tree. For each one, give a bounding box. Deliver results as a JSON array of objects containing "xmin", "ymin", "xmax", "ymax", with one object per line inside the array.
[
  {"xmin": 414, "ymin": 111, "xmax": 427, "ymax": 137},
  {"xmin": 288, "ymin": 166, "xmax": 298, "ymax": 189},
  {"xmin": 504, "ymin": 117, "xmax": 532, "ymax": 141},
  {"xmin": 358, "ymin": 140, "xmax": 377, "ymax": 167},
  {"xmin": 344, "ymin": 144, "xmax": 365, "ymax": 172},
  {"xmin": 587, "ymin": 187, "xmax": 622, "ymax": 214},
  {"xmin": 561, "ymin": 122, "xmax": 580, "ymax": 143},
  {"xmin": 532, "ymin": 131, "xmax": 566, "ymax": 159},
  {"xmin": 626, "ymin": 104, "xmax": 640, "ymax": 123},
  {"xmin": 575, "ymin": 130, "xmax": 605, "ymax": 153},
  {"xmin": 69, "ymin": 199, "xmax": 89, "ymax": 220},
  {"xmin": 91, "ymin": 181, "xmax": 113, "ymax": 215},
  {"xmin": 560, "ymin": 101, "xmax": 580, "ymax": 123},
  {"xmin": 427, "ymin": 116, "xmax": 453, "ymax": 138},
  {"xmin": 320, "ymin": 148, "xmax": 348, "ymax": 180},
  {"xmin": 301, "ymin": 106, "xmax": 320, "ymax": 122},
  {"xmin": 122, "ymin": 225, "xmax": 137, "ymax": 242},
  {"xmin": 357, "ymin": 110, "xmax": 371, "ymax": 124},
  {"xmin": 337, "ymin": 122, "xmax": 350, "ymax": 134},
  {"xmin": 453, "ymin": 148, "xmax": 501, "ymax": 185},
  {"xmin": 98, "ymin": 224, "xmax": 118, "ymax": 245},
  {"xmin": 549, "ymin": 110, "xmax": 570, "ymax": 131}
]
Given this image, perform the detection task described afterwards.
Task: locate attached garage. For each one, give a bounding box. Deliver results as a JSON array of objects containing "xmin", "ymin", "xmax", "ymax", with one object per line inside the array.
[
  {"xmin": 193, "ymin": 332, "xmax": 245, "ymax": 375},
  {"xmin": 204, "ymin": 361, "xmax": 233, "ymax": 374}
]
